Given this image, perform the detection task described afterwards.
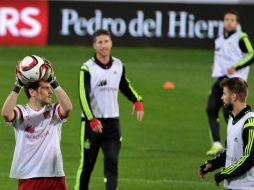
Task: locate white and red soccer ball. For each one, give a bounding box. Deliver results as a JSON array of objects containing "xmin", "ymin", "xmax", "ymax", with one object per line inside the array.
[{"xmin": 17, "ymin": 55, "xmax": 47, "ymax": 83}]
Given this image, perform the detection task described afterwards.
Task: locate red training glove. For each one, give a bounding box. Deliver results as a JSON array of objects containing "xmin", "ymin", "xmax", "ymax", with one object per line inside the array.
[
  {"xmin": 134, "ymin": 101, "xmax": 144, "ymax": 111},
  {"xmin": 89, "ymin": 118, "xmax": 101, "ymax": 129}
]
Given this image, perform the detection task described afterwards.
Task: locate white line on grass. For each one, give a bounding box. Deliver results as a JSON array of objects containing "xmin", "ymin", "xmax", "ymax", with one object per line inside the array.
[
  {"xmin": 0, "ymin": 172, "xmax": 212, "ymax": 186},
  {"xmin": 80, "ymin": 176, "xmax": 213, "ymax": 186}
]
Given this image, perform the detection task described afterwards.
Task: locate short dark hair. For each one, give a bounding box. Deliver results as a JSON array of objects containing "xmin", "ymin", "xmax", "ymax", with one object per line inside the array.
[
  {"xmin": 24, "ymin": 81, "xmax": 41, "ymax": 99},
  {"xmin": 220, "ymin": 77, "xmax": 248, "ymax": 102},
  {"xmin": 224, "ymin": 10, "xmax": 239, "ymax": 22},
  {"xmin": 93, "ymin": 29, "xmax": 111, "ymax": 42}
]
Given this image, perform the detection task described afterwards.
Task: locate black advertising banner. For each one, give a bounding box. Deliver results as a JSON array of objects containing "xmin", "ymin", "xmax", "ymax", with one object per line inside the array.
[{"xmin": 48, "ymin": 1, "xmax": 254, "ymax": 48}]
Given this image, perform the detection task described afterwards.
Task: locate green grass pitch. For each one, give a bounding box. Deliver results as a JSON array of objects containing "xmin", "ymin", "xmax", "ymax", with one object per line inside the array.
[{"xmin": 0, "ymin": 46, "xmax": 254, "ymax": 190}]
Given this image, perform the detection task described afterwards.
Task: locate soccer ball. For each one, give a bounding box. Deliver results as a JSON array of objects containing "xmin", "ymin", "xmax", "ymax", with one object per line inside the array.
[{"xmin": 17, "ymin": 55, "xmax": 46, "ymax": 83}]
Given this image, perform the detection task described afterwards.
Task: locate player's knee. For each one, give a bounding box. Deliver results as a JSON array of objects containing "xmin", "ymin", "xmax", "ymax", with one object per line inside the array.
[
  {"xmin": 105, "ymin": 155, "xmax": 118, "ymax": 169},
  {"xmin": 83, "ymin": 161, "xmax": 95, "ymax": 173},
  {"xmin": 110, "ymin": 156, "xmax": 118, "ymax": 165}
]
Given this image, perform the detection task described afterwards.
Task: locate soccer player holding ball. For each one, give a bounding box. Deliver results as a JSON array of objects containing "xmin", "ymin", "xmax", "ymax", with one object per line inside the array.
[
  {"xmin": 74, "ymin": 29, "xmax": 144, "ymax": 190},
  {"xmin": 199, "ymin": 77, "xmax": 254, "ymax": 189},
  {"xmin": 1, "ymin": 56, "xmax": 72, "ymax": 190},
  {"xmin": 206, "ymin": 10, "xmax": 254, "ymax": 156}
]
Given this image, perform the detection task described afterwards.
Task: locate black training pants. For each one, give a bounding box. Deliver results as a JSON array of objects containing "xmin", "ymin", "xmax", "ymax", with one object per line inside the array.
[
  {"xmin": 75, "ymin": 118, "xmax": 121, "ymax": 190},
  {"xmin": 206, "ymin": 78, "xmax": 229, "ymax": 142}
]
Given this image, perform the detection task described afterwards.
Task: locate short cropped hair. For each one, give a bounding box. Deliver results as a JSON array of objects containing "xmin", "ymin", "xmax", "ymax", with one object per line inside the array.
[
  {"xmin": 24, "ymin": 81, "xmax": 41, "ymax": 99},
  {"xmin": 93, "ymin": 29, "xmax": 111, "ymax": 42},
  {"xmin": 224, "ymin": 10, "xmax": 239, "ymax": 22},
  {"xmin": 220, "ymin": 77, "xmax": 248, "ymax": 102}
]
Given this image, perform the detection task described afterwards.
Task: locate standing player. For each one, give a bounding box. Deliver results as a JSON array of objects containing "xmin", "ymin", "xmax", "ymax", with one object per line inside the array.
[
  {"xmin": 1, "ymin": 59, "xmax": 72, "ymax": 190},
  {"xmin": 74, "ymin": 29, "xmax": 144, "ymax": 190},
  {"xmin": 206, "ymin": 10, "xmax": 254, "ymax": 156},
  {"xmin": 199, "ymin": 77, "xmax": 254, "ymax": 189}
]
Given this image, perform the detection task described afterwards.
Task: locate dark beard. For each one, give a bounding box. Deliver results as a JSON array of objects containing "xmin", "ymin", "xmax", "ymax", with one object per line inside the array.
[{"xmin": 224, "ymin": 103, "xmax": 233, "ymax": 112}]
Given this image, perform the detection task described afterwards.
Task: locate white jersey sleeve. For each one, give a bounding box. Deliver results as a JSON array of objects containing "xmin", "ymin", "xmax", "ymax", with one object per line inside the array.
[
  {"xmin": 52, "ymin": 103, "xmax": 67, "ymax": 124},
  {"xmin": 7, "ymin": 105, "xmax": 24, "ymax": 128}
]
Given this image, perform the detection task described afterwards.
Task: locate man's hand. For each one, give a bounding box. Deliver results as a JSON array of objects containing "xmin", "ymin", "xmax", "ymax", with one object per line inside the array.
[
  {"xmin": 16, "ymin": 61, "xmax": 28, "ymax": 86},
  {"xmin": 42, "ymin": 57, "xmax": 54, "ymax": 81},
  {"xmin": 132, "ymin": 101, "xmax": 144, "ymax": 122},
  {"xmin": 198, "ymin": 163, "xmax": 212, "ymax": 178},
  {"xmin": 15, "ymin": 76, "xmax": 25, "ymax": 87},
  {"xmin": 14, "ymin": 61, "xmax": 27, "ymax": 93},
  {"xmin": 89, "ymin": 118, "xmax": 103, "ymax": 133},
  {"xmin": 41, "ymin": 57, "xmax": 60, "ymax": 89},
  {"xmin": 214, "ymin": 173, "xmax": 224, "ymax": 186},
  {"xmin": 227, "ymin": 67, "xmax": 236, "ymax": 74}
]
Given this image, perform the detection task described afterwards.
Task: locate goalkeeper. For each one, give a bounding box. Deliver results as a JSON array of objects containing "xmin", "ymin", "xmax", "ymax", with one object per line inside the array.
[{"xmin": 1, "ymin": 58, "xmax": 72, "ymax": 190}]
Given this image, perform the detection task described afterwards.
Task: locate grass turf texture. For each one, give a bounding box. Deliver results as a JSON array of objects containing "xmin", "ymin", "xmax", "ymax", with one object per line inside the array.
[{"xmin": 0, "ymin": 46, "xmax": 254, "ymax": 190}]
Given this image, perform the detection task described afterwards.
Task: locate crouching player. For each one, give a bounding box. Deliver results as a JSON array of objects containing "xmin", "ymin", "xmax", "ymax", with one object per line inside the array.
[{"xmin": 1, "ymin": 58, "xmax": 72, "ymax": 190}]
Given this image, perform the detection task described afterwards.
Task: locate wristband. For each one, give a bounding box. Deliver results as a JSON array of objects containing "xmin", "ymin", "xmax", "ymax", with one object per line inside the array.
[
  {"xmin": 13, "ymin": 85, "xmax": 22, "ymax": 94},
  {"xmin": 50, "ymin": 80, "xmax": 59, "ymax": 89},
  {"xmin": 134, "ymin": 101, "xmax": 144, "ymax": 111},
  {"xmin": 199, "ymin": 164, "xmax": 209, "ymax": 175},
  {"xmin": 89, "ymin": 118, "xmax": 100, "ymax": 129}
]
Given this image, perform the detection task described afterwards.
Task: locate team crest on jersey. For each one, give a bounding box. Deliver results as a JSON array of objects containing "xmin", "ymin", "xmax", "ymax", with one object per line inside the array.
[
  {"xmin": 25, "ymin": 125, "xmax": 35, "ymax": 133},
  {"xmin": 25, "ymin": 115, "xmax": 31, "ymax": 120},
  {"xmin": 84, "ymin": 139, "xmax": 90, "ymax": 149},
  {"xmin": 43, "ymin": 111, "xmax": 51, "ymax": 119}
]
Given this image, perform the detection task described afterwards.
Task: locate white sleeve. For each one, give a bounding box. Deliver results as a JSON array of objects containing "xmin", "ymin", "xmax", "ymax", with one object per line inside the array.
[
  {"xmin": 53, "ymin": 104, "xmax": 67, "ymax": 123},
  {"xmin": 7, "ymin": 106, "xmax": 23, "ymax": 128}
]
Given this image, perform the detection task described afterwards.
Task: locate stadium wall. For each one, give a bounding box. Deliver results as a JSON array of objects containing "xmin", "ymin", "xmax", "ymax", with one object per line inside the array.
[{"xmin": 0, "ymin": 0, "xmax": 253, "ymax": 48}]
